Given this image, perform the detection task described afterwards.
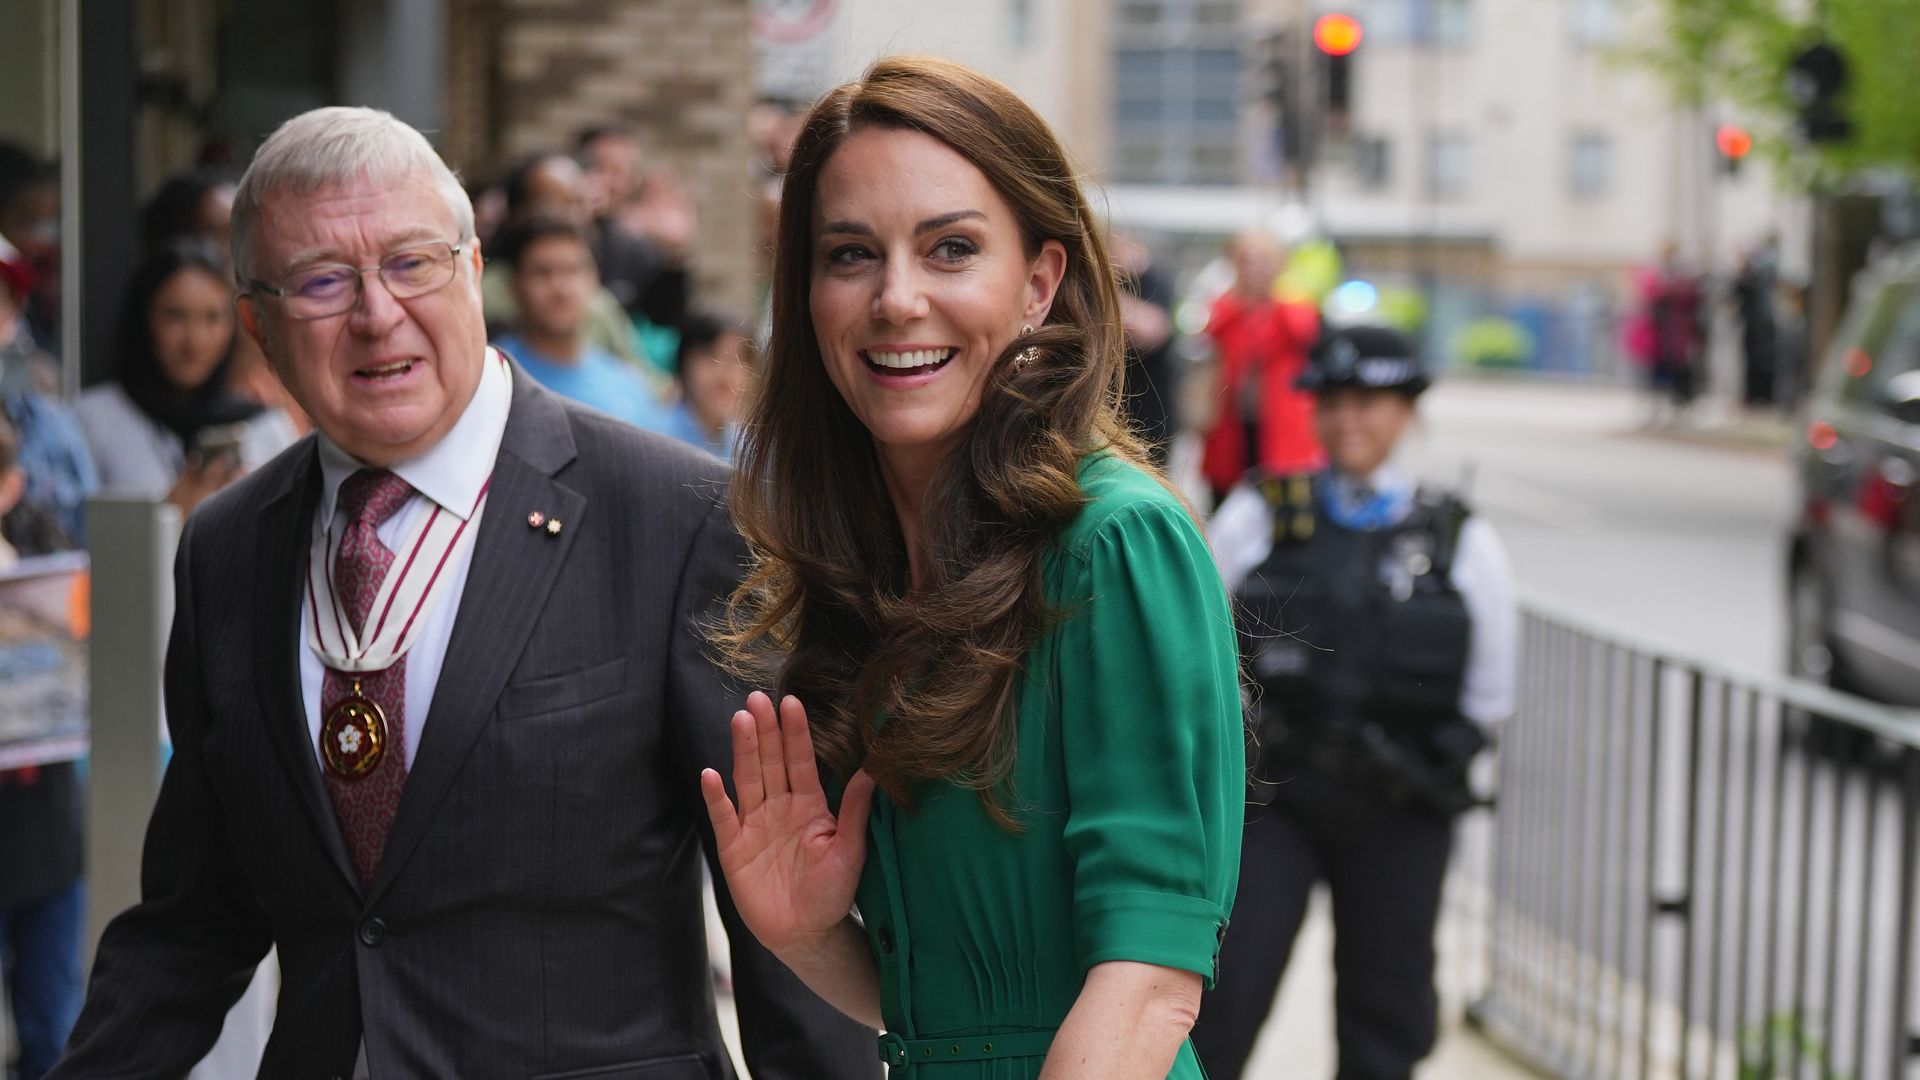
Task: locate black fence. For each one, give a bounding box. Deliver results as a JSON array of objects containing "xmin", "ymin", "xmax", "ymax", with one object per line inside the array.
[{"xmin": 1470, "ymin": 598, "xmax": 1920, "ymax": 1080}]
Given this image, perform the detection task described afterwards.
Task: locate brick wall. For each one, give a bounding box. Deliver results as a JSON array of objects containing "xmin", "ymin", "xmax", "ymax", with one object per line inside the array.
[{"xmin": 445, "ymin": 0, "xmax": 758, "ymax": 314}]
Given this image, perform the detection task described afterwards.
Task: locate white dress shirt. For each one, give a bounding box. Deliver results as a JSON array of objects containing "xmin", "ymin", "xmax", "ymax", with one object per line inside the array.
[
  {"xmin": 299, "ymin": 353, "xmax": 512, "ymax": 772},
  {"xmin": 1208, "ymin": 463, "xmax": 1519, "ymax": 724}
]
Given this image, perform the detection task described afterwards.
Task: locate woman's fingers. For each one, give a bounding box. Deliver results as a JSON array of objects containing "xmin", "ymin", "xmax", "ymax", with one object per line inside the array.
[
  {"xmin": 749, "ymin": 690, "xmax": 791, "ymax": 799},
  {"xmin": 780, "ymin": 695, "xmax": 825, "ymax": 800},
  {"xmin": 836, "ymin": 769, "xmax": 877, "ymax": 846},
  {"xmin": 730, "ymin": 709, "xmax": 765, "ymax": 817},
  {"xmin": 699, "ymin": 768, "xmax": 741, "ymax": 849}
]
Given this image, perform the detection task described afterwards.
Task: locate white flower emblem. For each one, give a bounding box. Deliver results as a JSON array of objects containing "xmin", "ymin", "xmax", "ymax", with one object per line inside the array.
[{"xmin": 337, "ymin": 726, "xmax": 364, "ymax": 756}]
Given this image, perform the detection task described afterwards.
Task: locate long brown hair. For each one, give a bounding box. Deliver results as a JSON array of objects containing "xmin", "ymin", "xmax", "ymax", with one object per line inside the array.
[{"xmin": 718, "ymin": 56, "xmax": 1155, "ymax": 828}]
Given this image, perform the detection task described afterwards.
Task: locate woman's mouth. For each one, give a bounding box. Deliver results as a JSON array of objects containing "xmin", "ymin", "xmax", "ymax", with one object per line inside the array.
[{"xmin": 862, "ymin": 348, "xmax": 955, "ymax": 375}]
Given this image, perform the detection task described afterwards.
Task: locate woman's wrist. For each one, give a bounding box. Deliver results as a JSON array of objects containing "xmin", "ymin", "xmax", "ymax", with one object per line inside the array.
[{"xmin": 772, "ymin": 914, "xmax": 863, "ymax": 969}]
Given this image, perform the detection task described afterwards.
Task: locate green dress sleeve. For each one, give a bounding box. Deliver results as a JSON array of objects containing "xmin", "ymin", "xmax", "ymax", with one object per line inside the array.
[{"xmin": 1057, "ymin": 498, "xmax": 1245, "ymax": 988}]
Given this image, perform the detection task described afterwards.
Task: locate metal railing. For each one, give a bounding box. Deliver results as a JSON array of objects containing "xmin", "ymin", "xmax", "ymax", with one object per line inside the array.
[{"xmin": 1470, "ymin": 596, "xmax": 1920, "ymax": 1080}]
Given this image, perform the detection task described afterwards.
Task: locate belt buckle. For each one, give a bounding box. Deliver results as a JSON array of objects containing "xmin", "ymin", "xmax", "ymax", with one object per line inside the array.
[{"xmin": 877, "ymin": 1032, "xmax": 909, "ymax": 1068}]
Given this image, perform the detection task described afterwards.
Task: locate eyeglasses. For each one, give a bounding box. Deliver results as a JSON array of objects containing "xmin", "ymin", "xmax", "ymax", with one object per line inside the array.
[{"xmin": 246, "ymin": 241, "xmax": 464, "ymax": 320}]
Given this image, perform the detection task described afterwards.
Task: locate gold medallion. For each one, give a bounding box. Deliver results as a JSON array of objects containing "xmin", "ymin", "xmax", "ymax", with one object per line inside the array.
[{"xmin": 321, "ymin": 678, "xmax": 388, "ymax": 780}]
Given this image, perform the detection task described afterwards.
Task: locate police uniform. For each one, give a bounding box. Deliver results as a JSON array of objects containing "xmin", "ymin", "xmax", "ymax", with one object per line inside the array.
[{"xmin": 1190, "ymin": 327, "xmax": 1518, "ymax": 1080}]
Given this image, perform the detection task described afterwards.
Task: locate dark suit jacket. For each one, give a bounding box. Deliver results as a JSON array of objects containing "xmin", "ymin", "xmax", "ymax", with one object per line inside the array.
[{"xmin": 54, "ymin": 369, "xmax": 878, "ymax": 1079}]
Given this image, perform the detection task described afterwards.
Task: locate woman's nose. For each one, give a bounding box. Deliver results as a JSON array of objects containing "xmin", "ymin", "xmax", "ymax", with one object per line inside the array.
[{"xmin": 871, "ymin": 259, "xmax": 929, "ymax": 325}]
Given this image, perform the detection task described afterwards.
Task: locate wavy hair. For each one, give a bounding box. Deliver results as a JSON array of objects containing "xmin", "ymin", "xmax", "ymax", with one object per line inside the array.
[{"xmin": 717, "ymin": 56, "xmax": 1156, "ymax": 828}]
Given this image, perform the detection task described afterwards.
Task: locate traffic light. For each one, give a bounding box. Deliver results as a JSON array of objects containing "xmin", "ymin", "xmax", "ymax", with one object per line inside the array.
[
  {"xmin": 1313, "ymin": 13, "xmax": 1362, "ymax": 136},
  {"xmin": 1259, "ymin": 29, "xmax": 1310, "ymax": 169},
  {"xmin": 1715, "ymin": 123, "xmax": 1754, "ymax": 176},
  {"xmin": 1788, "ymin": 41, "xmax": 1853, "ymax": 144}
]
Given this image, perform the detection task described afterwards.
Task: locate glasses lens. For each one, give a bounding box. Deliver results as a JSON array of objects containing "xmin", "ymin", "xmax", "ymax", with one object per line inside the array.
[
  {"xmin": 382, "ymin": 244, "xmax": 455, "ymax": 297},
  {"xmin": 285, "ymin": 266, "xmax": 358, "ymax": 317}
]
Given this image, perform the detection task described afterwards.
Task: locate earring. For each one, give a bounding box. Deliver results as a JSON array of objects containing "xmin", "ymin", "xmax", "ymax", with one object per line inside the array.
[{"xmin": 1013, "ymin": 323, "xmax": 1039, "ymax": 371}]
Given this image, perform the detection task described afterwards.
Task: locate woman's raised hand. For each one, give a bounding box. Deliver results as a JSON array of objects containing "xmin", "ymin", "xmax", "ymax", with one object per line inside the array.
[{"xmin": 700, "ymin": 691, "xmax": 876, "ymax": 958}]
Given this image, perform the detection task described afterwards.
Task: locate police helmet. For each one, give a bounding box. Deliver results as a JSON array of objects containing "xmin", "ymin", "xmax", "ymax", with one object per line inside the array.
[{"xmin": 1296, "ymin": 325, "xmax": 1430, "ymax": 397}]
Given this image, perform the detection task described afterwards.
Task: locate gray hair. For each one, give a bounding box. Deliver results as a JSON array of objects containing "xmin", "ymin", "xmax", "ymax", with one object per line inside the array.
[{"xmin": 230, "ymin": 106, "xmax": 475, "ymax": 284}]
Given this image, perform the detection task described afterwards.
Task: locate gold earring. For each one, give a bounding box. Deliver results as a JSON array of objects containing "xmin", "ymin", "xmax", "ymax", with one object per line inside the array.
[{"xmin": 1013, "ymin": 324, "xmax": 1039, "ymax": 371}]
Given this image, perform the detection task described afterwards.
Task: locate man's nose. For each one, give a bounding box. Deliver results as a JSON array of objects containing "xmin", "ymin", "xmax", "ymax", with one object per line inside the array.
[{"xmin": 346, "ymin": 269, "xmax": 406, "ymax": 335}]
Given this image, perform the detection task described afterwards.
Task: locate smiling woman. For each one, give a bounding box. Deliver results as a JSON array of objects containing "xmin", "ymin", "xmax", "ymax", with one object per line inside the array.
[{"xmin": 702, "ymin": 56, "xmax": 1245, "ymax": 1080}]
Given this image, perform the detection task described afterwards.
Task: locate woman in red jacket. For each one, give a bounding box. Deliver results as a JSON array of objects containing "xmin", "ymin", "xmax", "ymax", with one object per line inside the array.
[{"xmin": 1201, "ymin": 230, "xmax": 1323, "ymax": 500}]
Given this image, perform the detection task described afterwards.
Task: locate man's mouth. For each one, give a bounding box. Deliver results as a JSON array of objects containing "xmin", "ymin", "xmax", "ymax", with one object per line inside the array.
[
  {"xmin": 862, "ymin": 348, "xmax": 955, "ymax": 374},
  {"xmin": 357, "ymin": 359, "xmax": 416, "ymax": 381}
]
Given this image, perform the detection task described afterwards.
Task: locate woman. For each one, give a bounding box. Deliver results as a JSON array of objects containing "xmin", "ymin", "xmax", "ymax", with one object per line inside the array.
[
  {"xmin": 698, "ymin": 57, "xmax": 1244, "ymax": 1078},
  {"xmin": 1192, "ymin": 325, "xmax": 1518, "ymax": 1080},
  {"xmin": 657, "ymin": 310, "xmax": 752, "ymax": 461},
  {"xmin": 74, "ymin": 243, "xmax": 295, "ymax": 513}
]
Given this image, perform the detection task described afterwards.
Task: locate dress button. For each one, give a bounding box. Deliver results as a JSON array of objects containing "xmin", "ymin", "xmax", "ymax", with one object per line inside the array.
[
  {"xmin": 359, "ymin": 918, "xmax": 387, "ymax": 947},
  {"xmin": 877, "ymin": 925, "xmax": 895, "ymax": 953}
]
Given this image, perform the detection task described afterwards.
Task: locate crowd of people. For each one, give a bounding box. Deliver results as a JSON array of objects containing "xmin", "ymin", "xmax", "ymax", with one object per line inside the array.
[
  {"xmin": 0, "ymin": 57, "xmax": 1525, "ymax": 1080},
  {"xmin": 1624, "ymin": 233, "xmax": 1812, "ymax": 422}
]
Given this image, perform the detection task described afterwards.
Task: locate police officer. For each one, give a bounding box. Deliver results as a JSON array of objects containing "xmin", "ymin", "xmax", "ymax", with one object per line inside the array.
[{"xmin": 1191, "ymin": 325, "xmax": 1517, "ymax": 1080}]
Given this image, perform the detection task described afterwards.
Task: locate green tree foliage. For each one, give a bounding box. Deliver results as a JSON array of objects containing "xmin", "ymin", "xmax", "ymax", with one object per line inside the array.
[{"xmin": 1626, "ymin": 0, "xmax": 1920, "ymax": 183}]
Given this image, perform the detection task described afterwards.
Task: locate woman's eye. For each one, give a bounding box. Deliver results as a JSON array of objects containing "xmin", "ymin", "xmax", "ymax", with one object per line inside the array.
[
  {"xmin": 931, "ymin": 238, "xmax": 977, "ymax": 262},
  {"xmin": 825, "ymin": 244, "xmax": 872, "ymax": 267}
]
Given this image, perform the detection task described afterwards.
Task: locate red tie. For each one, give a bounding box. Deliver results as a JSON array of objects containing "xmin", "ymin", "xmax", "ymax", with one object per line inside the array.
[{"xmin": 322, "ymin": 468, "xmax": 417, "ymax": 887}]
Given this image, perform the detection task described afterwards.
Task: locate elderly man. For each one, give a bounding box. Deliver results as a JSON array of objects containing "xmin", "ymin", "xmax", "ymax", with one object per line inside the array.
[{"xmin": 50, "ymin": 107, "xmax": 877, "ymax": 1080}]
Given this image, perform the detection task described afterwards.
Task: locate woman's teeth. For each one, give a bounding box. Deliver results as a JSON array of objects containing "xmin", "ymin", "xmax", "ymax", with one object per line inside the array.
[{"xmin": 865, "ymin": 348, "xmax": 954, "ymax": 370}]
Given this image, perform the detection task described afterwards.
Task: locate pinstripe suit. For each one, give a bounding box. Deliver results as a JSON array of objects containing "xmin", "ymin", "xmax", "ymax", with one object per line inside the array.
[{"xmin": 51, "ymin": 367, "xmax": 878, "ymax": 1079}]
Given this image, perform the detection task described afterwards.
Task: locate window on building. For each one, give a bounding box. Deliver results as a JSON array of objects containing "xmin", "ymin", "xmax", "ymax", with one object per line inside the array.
[
  {"xmin": 1194, "ymin": 0, "xmax": 1237, "ymax": 27},
  {"xmin": 1118, "ymin": 1, "xmax": 1164, "ymax": 30},
  {"xmin": 1367, "ymin": 0, "xmax": 1473, "ymax": 45},
  {"xmin": 1427, "ymin": 132, "xmax": 1470, "ymax": 197},
  {"xmin": 1352, "ymin": 135, "xmax": 1392, "ymax": 189},
  {"xmin": 1569, "ymin": 133, "xmax": 1610, "ymax": 198},
  {"xmin": 1570, "ymin": 0, "xmax": 1620, "ymax": 45},
  {"xmin": 1110, "ymin": 0, "xmax": 1243, "ymax": 185}
]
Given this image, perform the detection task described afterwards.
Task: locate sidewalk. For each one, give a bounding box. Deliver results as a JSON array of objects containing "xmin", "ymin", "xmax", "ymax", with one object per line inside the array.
[{"xmin": 1240, "ymin": 891, "xmax": 1541, "ymax": 1079}]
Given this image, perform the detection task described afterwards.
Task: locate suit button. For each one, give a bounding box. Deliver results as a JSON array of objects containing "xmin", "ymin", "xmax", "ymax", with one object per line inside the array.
[
  {"xmin": 877, "ymin": 925, "xmax": 895, "ymax": 953},
  {"xmin": 359, "ymin": 918, "xmax": 387, "ymax": 947}
]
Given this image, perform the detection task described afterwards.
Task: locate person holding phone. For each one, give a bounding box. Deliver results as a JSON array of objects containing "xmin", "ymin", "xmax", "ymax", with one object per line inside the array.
[{"xmin": 74, "ymin": 242, "xmax": 297, "ymax": 514}]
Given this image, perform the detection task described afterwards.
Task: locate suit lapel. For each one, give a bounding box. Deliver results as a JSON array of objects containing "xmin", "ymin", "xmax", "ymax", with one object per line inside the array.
[
  {"xmin": 252, "ymin": 442, "xmax": 361, "ymax": 892},
  {"xmin": 365, "ymin": 370, "xmax": 582, "ymax": 906}
]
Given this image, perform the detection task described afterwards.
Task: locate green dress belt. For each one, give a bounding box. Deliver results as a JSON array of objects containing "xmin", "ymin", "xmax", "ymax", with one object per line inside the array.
[{"xmin": 878, "ymin": 1030, "xmax": 1055, "ymax": 1073}]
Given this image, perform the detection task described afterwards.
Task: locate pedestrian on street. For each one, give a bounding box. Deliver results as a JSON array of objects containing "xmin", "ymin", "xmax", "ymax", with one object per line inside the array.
[
  {"xmin": 73, "ymin": 242, "xmax": 296, "ymax": 514},
  {"xmin": 490, "ymin": 214, "xmax": 671, "ymax": 432},
  {"xmin": 1732, "ymin": 235, "xmax": 1780, "ymax": 409},
  {"xmin": 1627, "ymin": 241, "xmax": 1706, "ymax": 423},
  {"xmin": 1200, "ymin": 230, "xmax": 1322, "ymax": 501},
  {"xmin": 49, "ymin": 105, "xmax": 876, "ymax": 1080},
  {"xmin": 697, "ymin": 56, "xmax": 1244, "ymax": 1079},
  {"xmin": 1192, "ymin": 325, "xmax": 1518, "ymax": 1080},
  {"xmin": 0, "ymin": 411, "xmax": 87, "ymax": 1080}
]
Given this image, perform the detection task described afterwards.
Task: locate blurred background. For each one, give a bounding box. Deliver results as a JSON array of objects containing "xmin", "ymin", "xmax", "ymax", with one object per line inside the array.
[{"xmin": 4, "ymin": 1, "xmax": 1920, "ymax": 1078}]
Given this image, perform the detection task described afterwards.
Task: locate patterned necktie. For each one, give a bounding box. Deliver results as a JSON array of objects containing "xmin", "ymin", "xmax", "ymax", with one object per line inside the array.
[{"xmin": 321, "ymin": 468, "xmax": 417, "ymax": 888}]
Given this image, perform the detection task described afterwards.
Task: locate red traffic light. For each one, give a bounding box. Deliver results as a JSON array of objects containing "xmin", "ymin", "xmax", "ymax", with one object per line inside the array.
[
  {"xmin": 1715, "ymin": 123, "xmax": 1754, "ymax": 160},
  {"xmin": 1314, "ymin": 14, "xmax": 1363, "ymax": 57}
]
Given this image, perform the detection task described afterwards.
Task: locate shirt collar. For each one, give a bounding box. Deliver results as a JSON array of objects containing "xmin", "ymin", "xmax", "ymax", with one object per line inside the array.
[
  {"xmin": 316, "ymin": 347, "xmax": 512, "ymax": 526},
  {"xmin": 1328, "ymin": 462, "xmax": 1412, "ymax": 501}
]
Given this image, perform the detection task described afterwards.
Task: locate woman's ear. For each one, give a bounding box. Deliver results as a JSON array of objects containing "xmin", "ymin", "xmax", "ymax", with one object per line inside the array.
[{"xmin": 1025, "ymin": 239, "xmax": 1068, "ymax": 325}]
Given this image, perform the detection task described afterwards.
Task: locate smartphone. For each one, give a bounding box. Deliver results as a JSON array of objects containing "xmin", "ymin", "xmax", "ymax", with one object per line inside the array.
[{"xmin": 192, "ymin": 422, "xmax": 250, "ymax": 470}]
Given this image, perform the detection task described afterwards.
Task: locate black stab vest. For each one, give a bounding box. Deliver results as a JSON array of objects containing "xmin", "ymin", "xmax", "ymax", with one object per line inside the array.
[{"xmin": 1234, "ymin": 472, "xmax": 1474, "ymax": 782}]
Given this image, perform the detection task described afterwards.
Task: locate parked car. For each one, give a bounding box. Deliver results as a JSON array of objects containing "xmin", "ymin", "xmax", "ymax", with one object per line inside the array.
[{"xmin": 1788, "ymin": 243, "xmax": 1920, "ymax": 713}]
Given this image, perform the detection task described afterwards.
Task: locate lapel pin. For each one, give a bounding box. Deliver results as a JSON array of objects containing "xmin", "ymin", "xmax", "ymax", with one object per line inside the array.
[
  {"xmin": 546, "ymin": 519, "xmax": 563, "ymax": 536},
  {"xmin": 527, "ymin": 511, "xmax": 546, "ymax": 529}
]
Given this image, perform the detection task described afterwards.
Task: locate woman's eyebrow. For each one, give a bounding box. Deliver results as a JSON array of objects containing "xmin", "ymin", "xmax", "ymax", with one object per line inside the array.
[{"xmin": 817, "ymin": 210, "xmax": 986, "ymax": 238}]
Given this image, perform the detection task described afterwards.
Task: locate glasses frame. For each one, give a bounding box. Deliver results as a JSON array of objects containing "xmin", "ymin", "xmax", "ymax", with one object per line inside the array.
[{"xmin": 243, "ymin": 241, "xmax": 467, "ymax": 320}]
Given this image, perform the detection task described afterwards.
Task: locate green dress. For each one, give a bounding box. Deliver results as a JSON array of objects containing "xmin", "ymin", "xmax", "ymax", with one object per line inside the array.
[{"xmin": 855, "ymin": 455, "xmax": 1245, "ymax": 1078}]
